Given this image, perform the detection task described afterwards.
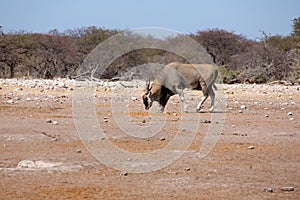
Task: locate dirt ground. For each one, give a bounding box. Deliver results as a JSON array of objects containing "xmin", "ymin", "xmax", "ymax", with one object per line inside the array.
[{"xmin": 0, "ymin": 79, "xmax": 299, "ymax": 200}]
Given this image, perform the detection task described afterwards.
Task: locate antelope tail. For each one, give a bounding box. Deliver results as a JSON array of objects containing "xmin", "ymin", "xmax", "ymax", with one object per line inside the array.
[{"xmin": 213, "ymin": 83, "xmax": 218, "ymax": 90}]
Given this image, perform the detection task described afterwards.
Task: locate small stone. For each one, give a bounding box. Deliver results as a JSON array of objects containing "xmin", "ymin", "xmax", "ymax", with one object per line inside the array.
[
  {"xmin": 51, "ymin": 138, "xmax": 58, "ymax": 142},
  {"xmin": 281, "ymin": 186, "xmax": 294, "ymax": 192},
  {"xmin": 76, "ymin": 149, "xmax": 82, "ymax": 153},
  {"xmin": 120, "ymin": 171, "xmax": 128, "ymax": 176},
  {"xmin": 103, "ymin": 119, "xmax": 108, "ymax": 122},
  {"xmin": 238, "ymin": 110, "xmax": 243, "ymax": 113},
  {"xmin": 142, "ymin": 119, "xmax": 146, "ymax": 123},
  {"xmin": 14, "ymin": 96, "xmax": 21, "ymax": 101},
  {"xmin": 184, "ymin": 167, "xmax": 191, "ymax": 171},
  {"xmin": 265, "ymin": 115, "xmax": 269, "ymax": 118},
  {"xmin": 240, "ymin": 105, "xmax": 246, "ymax": 110},
  {"xmin": 173, "ymin": 113, "xmax": 178, "ymax": 116},
  {"xmin": 6, "ymin": 99, "xmax": 14, "ymax": 104},
  {"xmin": 202, "ymin": 119, "xmax": 211, "ymax": 123},
  {"xmin": 46, "ymin": 119, "xmax": 52, "ymax": 123},
  {"xmin": 26, "ymin": 97, "xmax": 32, "ymax": 101},
  {"xmin": 52, "ymin": 121, "xmax": 59, "ymax": 125},
  {"xmin": 248, "ymin": 146, "xmax": 255, "ymax": 149},
  {"xmin": 264, "ymin": 188, "xmax": 273, "ymax": 193},
  {"xmin": 287, "ymin": 112, "xmax": 293, "ymax": 116},
  {"xmin": 14, "ymin": 87, "xmax": 23, "ymax": 91},
  {"xmin": 289, "ymin": 117, "xmax": 295, "ymax": 121},
  {"xmin": 131, "ymin": 96, "xmax": 138, "ymax": 101},
  {"xmin": 160, "ymin": 137, "xmax": 166, "ymax": 141}
]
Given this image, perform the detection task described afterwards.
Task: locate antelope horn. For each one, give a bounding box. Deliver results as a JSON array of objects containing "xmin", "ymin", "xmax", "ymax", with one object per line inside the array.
[{"xmin": 145, "ymin": 80, "xmax": 151, "ymax": 93}]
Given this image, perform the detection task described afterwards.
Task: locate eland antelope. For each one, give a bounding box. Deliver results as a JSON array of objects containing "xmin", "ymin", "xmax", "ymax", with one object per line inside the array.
[{"xmin": 142, "ymin": 62, "xmax": 218, "ymax": 112}]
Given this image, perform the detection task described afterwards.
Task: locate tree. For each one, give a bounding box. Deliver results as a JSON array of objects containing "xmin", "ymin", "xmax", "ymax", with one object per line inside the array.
[
  {"xmin": 191, "ymin": 29, "xmax": 250, "ymax": 67},
  {"xmin": 292, "ymin": 17, "xmax": 300, "ymax": 37}
]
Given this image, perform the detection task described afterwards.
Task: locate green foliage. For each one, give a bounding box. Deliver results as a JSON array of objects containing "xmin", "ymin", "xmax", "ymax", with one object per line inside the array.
[{"xmin": 218, "ymin": 66, "xmax": 241, "ymax": 84}]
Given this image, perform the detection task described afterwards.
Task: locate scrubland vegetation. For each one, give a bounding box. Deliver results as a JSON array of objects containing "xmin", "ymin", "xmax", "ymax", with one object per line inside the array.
[{"xmin": 0, "ymin": 18, "xmax": 299, "ymax": 83}]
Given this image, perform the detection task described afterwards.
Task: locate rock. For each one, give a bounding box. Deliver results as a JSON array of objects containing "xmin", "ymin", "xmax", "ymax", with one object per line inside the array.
[
  {"xmin": 160, "ymin": 137, "xmax": 166, "ymax": 141},
  {"xmin": 141, "ymin": 119, "xmax": 146, "ymax": 123},
  {"xmin": 6, "ymin": 99, "xmax": 14, "ymax": 104},
  {"xmin": 184, "ymin": 167, "xmax": 191, "ymax": 171},
  {"xmin": 76, "ymin": 149, "xmax": 82, "ymax": 153},
  {"xmin": 287, "ymin": 112, "xmax": 293, "ymax": 116},
  {"xmin": 263, "ymin": 188, "xmax": 273, "ymax": 193},
  {"xmin": 202, "ymin": 119, "xmax": 211, "ymax": 123},
  {"xmin": 17, "ymin": 160, "xmax": 36, "ymax": 168},
  {"xmin": 120, "ymin": 171, "xmax": 128, "ymax": 176},
  {"xmin": 14, "ymin": 87, "xmax": 23, "ymax": 91},
  {"xmin": 281, "ymin": 186, "xmax": 294, "ymax": 192},
  {"xmin": 103, "ymin": 116, "xmax": 108, "ymax": 122},
  {"xmin": 289, "ymin": 117, "xmax": 295, "ymax": 121},
  {"xmin": 26, "ymin": 97, "xmax": 33, "ymax": 101},
  {"xmin": 52, "ymin": 121, "xmax": 59, "ymax": 125},
  {"xmin": 46, "ymin": 119, "xmax": 52, "ymax": 123},
  {"xmin": 265, "ymin": 115, "xmax": 269, "ymax": 118},
  {"xmin": 240, "ymin": 105, "xmax": 246, "ymax": 110},
  {"xmin": 248, "ymin": 146, "xmax": 255, "ymax": 149},
  {"xmin": 238, "ymin": 110, "xmax": 243, "ymax": 113},
  {"xmin": 131, "ymin": 96, "xmax": 138, "ymax": 101}
]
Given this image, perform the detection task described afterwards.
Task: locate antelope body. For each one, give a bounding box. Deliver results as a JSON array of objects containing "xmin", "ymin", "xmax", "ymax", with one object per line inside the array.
[{"xmin": 142, "ymin": 62, "xmax": 218, "ymax": 112}]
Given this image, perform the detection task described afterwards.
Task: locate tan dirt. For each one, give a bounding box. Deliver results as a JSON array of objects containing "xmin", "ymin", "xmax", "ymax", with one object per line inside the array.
[{"xmin": 0, "ymin": 80, "xmax": 299, "ymax": 199}]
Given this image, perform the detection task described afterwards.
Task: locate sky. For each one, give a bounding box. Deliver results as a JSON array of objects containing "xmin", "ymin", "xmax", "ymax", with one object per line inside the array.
[{"xmin": 1, "ymin": 0, "xmax": 299, "ymax": 40}]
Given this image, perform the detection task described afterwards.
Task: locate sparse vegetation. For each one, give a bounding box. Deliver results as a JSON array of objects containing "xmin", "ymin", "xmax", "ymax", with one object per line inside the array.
[{"xmin": 0, "ymin": 18, "xmax": 299, "ymax": 83}]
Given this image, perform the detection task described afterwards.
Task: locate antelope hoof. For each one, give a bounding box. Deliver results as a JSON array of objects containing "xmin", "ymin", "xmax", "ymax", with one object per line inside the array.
[{"xmin": 209, "ymin": 106, "xmax": 214, "ymax": 113}]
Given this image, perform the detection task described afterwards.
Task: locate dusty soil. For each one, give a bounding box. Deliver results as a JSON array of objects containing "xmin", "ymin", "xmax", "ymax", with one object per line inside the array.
[{"xmin": 0, "ymin": 79, "xmax": 299, "ymax": 200}]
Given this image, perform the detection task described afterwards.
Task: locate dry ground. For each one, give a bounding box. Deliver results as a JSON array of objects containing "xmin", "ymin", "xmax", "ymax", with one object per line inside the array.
[{"xmin": 0, "ymin": 79, "xmax": 299, "ymax": 199}]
